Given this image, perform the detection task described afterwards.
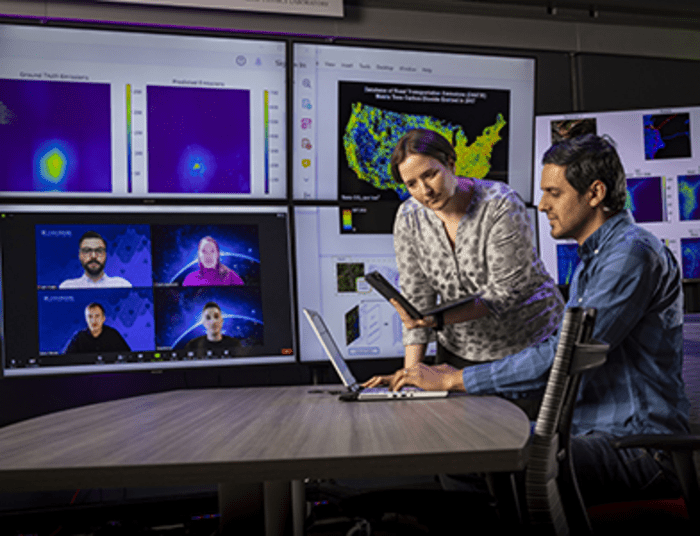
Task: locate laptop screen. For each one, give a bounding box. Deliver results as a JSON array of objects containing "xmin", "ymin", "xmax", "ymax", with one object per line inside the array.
[{"xmin": 303, "ymin": 308, "xmax": 360, "ymax": 390}]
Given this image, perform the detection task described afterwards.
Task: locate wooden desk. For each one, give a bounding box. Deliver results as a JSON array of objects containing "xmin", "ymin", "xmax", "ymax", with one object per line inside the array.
[{"xmin": 0, "ymin": 385, "xmax": 531, "ymax": 534}]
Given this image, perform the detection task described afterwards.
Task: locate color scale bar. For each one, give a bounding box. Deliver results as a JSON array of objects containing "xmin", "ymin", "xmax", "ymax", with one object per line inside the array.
[
  {"xmin": 126, "ymin": 84, "xmax": 132, "ymax": 193},
  {"xmin": 264, "ymin": 90, "xmax": 270, "ymax": 194},
  {"xmin": 342, "ymin": 209, "xmax": 353, "ymax": 231}
]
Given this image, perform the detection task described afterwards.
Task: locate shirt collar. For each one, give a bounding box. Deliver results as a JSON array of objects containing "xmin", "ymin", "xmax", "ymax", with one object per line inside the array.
[{"xmin": 578, "ymin": 209, "xmax": 634, "ymax": 261}]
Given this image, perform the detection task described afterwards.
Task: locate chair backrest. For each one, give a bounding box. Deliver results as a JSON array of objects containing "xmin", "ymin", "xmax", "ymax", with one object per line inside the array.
[{"xmin": 524, "ymin": 307, "xmax": 609, "ymax": 536}]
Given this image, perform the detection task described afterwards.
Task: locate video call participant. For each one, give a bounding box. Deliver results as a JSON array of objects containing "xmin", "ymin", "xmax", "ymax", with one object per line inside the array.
[
  {"xmin": 64, "ymin": 302, "xmax": 131, "ymax": 354},
  {"xmin": 59, "ymin": 231, "xmax": 132, "ymax": 289},
  {"xmin": 182, "ymin": 236, "xmax": 244, "ymax": 287},
  {"xmin": 367, "ymin": 134, "xmax": 690, "ymax": 507},
  {"xmin": 387, "ymin": 128, "xmax": 564, "ymax": 371},
  {"xmin": 185, "ymin": 301, "xmax": 242, "ymax": 353}
]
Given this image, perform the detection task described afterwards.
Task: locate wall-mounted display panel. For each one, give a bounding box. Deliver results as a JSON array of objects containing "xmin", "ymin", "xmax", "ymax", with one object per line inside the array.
[
  {"xmin": 295, "ymin": 205, "xmax": 440, "ymax": 362},
  {"xmin": 0, "ymin": 23, "xmax": 286, "ymax": 199},
  {"xmin": 0, "ymin": 205, "xmax": 295, "ymax": 376},
  {"xmin": 534, "ymin": 107, "xmax": 700, "ymax": 284},
  {"xmin": 293, "ymin": 42, "xmax": 536, "ymax": 224}
]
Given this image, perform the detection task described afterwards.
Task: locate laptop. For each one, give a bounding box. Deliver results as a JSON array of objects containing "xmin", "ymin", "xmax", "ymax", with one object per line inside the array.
[{"xmin": 303, "ymin": 308, "xmax": 449, "ymax": 401}]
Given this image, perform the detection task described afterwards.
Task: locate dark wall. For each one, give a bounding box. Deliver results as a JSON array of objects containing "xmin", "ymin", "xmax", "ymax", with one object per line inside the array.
[{"xmin": 576, "ymin": 53, "xmax": 700, "ymax": 111}]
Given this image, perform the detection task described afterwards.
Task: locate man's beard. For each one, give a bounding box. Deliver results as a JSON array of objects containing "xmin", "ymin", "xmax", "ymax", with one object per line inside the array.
[{"xmin": 83, "ymin": 261, "xmax": 104, "ymax": 277}]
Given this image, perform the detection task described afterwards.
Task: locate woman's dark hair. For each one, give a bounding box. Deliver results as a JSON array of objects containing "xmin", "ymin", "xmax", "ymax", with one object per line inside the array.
[
  {"xmin": 390, "ymin": 129, "xmax": 456, "ymax": 183},
  {"xmin": 542, "ymin": 133, "xmax": 627, "ymax": 213}
]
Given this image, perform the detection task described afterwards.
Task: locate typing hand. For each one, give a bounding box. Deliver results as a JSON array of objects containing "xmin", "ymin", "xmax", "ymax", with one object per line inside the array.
[{"xmin": 363, "ymin": 363, "xmax": 465, "ymax": 392}]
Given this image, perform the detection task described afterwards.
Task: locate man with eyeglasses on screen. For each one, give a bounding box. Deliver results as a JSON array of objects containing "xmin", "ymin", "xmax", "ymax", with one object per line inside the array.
[{"xmin": 59, "ymin": 231, "xmax": 132, "ymax": 289}]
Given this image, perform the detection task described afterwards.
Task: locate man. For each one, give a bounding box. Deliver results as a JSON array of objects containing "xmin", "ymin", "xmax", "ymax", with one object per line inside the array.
[
  {"xmin": 366, "ymin": 134, "xmax": 690, "ymax": 506},
  {"xmin": 64, "ymin": 302, "xmax": 131, "ymax": 354},
  {"xmin": 184, "ymin": 301, "xmax": 242, "ymax": 353},
  {"xmin": 59, "ymin": 231, "xmax": 132, "ymax": 289}
]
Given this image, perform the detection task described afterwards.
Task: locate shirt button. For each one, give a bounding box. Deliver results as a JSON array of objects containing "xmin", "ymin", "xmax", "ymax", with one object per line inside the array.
[
  {"xmin": 578, "ymin": 298, "xmax": 583, "ymax": 303},
  {"xmin": 594, "ymin": 249, "xmax": 599, "ymax": 254}
]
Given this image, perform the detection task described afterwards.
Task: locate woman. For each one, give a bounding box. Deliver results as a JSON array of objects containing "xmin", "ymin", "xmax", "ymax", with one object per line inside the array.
[
  {"xmin": 372, "ymin": 128, "xmax": 564, "ymax": 371},
  {"xmin": 182, "ymin": 236, "xmax": 244, "ymax": 287}
]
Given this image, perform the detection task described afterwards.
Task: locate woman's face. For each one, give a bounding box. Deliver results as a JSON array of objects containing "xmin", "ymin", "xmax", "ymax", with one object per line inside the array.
[
  {"xmin": 398, "ymin": 153, "xmax": 458, "ymax": 211},
  {"xmin": 202, "ymin": 306, "xmax": 223, "ymax": 339},
  {"xmin": 198, "ymin": 240, "xmax": 219, "ymax": 269}
]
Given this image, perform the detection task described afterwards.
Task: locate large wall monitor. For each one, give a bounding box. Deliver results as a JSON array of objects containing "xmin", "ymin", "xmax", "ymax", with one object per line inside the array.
[
  {"xmin": 295, "ymin": 205, "xmax": 439, "ymax": 362},
  {"xmin": 534, "ymin": 107, "xmax": 700, "ymax": 284},
  {"xmin": 0, "ymin": 205, "xmax": 295, "ymax": 376},
  {"xmin": 293, "ymin": 42, "xmax": 536, "ymax": 219},
  {"xmin": 0, "ymin": 23, "xmax": 286, "ymax": 199}
]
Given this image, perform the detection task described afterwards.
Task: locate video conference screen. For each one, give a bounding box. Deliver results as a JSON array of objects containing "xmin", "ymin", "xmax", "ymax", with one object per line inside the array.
[
  {"xmin": 0, "ymin": 205, "xmax": 295, "ymax": 376},
  {"xmin": 0, "ymin": 23, "xmax": 286, "ymax": 199},
  {"xmin": 293, "ymin": 42, "xmax": 536, "ymax": 231},
  {"xmin": 533, "ymin": 106, "xmax": 700, "ymax": 284}
]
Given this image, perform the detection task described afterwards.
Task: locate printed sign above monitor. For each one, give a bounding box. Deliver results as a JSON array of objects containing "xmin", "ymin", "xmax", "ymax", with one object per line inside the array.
[
  {"xmin": 293, "ymin": 42, "xmax": 536, "ymax": 220},
  {"xmin": 533, "ymin": 107, "xmax": 700, "ymax": 285},
  {"xmin": 0, "ymin": 23, "xmax": 286, "ymax": 199}
]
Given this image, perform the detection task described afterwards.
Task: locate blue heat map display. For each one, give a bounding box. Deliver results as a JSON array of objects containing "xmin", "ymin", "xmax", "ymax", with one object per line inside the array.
[
  {"xmin": 339, "ymin": 81, "xmax": 509, "ymax": 203},
  {"xmin": 0, "ymin": 78, "xmax": 112, "ymax": 194}
]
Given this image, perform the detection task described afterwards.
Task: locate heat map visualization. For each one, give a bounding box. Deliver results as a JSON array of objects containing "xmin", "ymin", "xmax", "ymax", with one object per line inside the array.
[
  {"xmin": 678, "ymin": 175, "xmax": 700, "ymax": 221},
  {"xmin": 338, "ymin": 81, "xmax": 510, "ymax": 202},
  {"xmin": 625, "ymin": 177, "xmax": 664, "ymax": 223},
  {"xmin": 643, "ymin": 113, "xmax": 691, "ymax": 160},
  {"xmin": 344, "ymin": 104, "xmax": 506, "ymax": 200}
]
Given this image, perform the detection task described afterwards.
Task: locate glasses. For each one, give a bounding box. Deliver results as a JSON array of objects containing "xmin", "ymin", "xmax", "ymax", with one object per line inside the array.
[{"xmin": 80, "ymin": 247, "xmax": 106, "ymax": 256}]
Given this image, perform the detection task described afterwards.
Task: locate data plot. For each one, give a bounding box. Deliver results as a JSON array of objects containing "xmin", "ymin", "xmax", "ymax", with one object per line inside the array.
[
  {"xmin": 625, "ymin": 176, "xmax": 664, "ymax": 223},
  {"xmin": 557, "ymin": 243, "xmax": 580, "ymax": 286},
  {"xmin": 644, "ymin": 113, "xmax": 691, "ymax": 160},
  {"xmin": 678, "ymin": 175, "xmax": 700, "ymax": 221},
  {"xmin": 681, "ymin": 237, "xmax": 700, "ymax": 280}
]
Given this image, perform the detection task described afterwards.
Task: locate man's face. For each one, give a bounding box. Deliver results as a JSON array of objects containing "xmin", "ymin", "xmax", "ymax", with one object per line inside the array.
[
  {"xmin": 202, "ymin": 306, "xmax": 223, "ymax": 339},
  {"xmin": 79, "ymin": 238, "xmax": 107, "ymax": 277},
  {"xmin": 85, "ymin": 306, "xmax": 105, "ymax": 337},
  {"xmin": 538, "ymin": 163, "xmax": 598, "ymax": 246}
]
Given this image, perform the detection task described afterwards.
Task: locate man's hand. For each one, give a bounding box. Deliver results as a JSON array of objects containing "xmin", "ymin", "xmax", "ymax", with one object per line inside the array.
[{"xmin": 362, "ymin": 363, "xmax": 466, "ymax": 392}]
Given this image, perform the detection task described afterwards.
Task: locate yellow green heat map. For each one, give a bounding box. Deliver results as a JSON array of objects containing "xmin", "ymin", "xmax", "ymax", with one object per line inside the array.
[{"xmin": 343, "ymin": 103, "xmax": 506, "ymax": 199}]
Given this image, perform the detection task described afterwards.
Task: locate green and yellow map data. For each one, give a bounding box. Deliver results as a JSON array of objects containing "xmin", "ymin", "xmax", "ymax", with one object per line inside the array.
[{"xmin": 343, "ymin": 103, "xmax": 506, "ymax": 200}]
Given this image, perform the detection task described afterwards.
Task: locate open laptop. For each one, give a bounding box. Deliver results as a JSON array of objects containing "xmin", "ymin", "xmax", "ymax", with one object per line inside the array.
[{"xmin": 303, "ymin": 308, "xmax": 449, "ymax": 401}]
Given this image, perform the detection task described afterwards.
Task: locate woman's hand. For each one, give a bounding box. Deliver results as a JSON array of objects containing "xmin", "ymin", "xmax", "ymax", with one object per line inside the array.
[
  {"xmin": 363, "ymin": 363, "xmax": 466, "ymax": 392},
  {"xmin": 390, "ymin": 298, "xmax": 437, "ymax": 330}
]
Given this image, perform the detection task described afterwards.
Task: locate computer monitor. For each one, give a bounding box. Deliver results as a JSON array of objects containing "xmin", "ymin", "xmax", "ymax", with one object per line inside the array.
[
  {"xmin": 533, "ymin": 106, "xmax": 700, "ymax": 284},
  {"xmin": 292, "ymin": 41, "xmax": 536, "ymax": 221},
  {"xmin": 0, "ymin": 22, "xmax": 286, "ymax": 199},
  {"xmin": 0, "ymin": 204, "xmax": 295, "ymax": 376}
]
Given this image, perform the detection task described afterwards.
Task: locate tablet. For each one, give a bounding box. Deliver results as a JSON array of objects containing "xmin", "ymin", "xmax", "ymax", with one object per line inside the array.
[{"xmin": 365, "ymin": 271, "xmax": 479, "ymax": 320}]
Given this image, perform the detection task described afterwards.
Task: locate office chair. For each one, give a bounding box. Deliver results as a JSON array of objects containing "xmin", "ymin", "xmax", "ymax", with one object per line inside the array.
[
  {"xmin": 524, "ymin": 306, "xmax": 609, "ymax": 536},
  {"xmin": 582, "ymin": 434, "xmax": 700, "ymax": 535},
  {"xmin": 552, "ymin": 312, "xmax": 700, "ymax": 536},
  {"xmin": 333, "ymin": 307, "xmax": 608, "ymax": 535}
]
